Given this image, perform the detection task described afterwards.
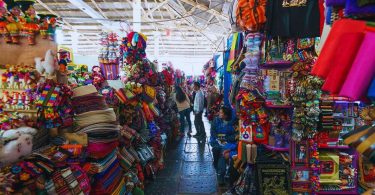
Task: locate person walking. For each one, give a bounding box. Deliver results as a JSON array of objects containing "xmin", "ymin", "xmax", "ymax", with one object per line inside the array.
[
  {"xmin": 173, "ymin": 86, "xmax": 192, "ymax": 137},
  {"xmin": 193, "ymin": 82, "xmax": 206, "ymax": 138}
]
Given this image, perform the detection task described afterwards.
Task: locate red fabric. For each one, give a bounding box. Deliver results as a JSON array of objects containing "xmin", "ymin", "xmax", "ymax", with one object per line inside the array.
[
  {"xmin": 311, "ymin": 19, "xmax": 367, "ymax": 78},
  {"xmin": 319, "ymin": 0, "xmax": 325, "ymax": 35},
  {"xmin": 321, "ymin": 32, "xmax": 365, "ymax": 94}
]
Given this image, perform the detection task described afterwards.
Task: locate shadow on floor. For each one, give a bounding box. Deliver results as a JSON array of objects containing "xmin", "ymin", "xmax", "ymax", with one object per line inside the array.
[{"xmin": 145, "ymin": 114, "xmax": 224, "ymax": 195}]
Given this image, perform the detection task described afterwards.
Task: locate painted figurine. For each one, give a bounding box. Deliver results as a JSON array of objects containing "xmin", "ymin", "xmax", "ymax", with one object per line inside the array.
[
  {"xmin": 5, "ymin": 1, "xmax": 23, "ymax": 44},
  {"xmin": 38, "ymin": 14, "xmax": 48, "ymax": 39},
  {"xmin": 0, "ymin": 3, "xmax": 10, "ymax": 43},
  {"xmin": 20, "ymin": 1, "xmax": 39, "ymax": 45}
]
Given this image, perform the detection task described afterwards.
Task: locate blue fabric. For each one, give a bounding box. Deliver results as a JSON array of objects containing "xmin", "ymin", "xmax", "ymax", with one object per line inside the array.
[
  {"xmin": 367, "ymin": 78, "xmax": 375, "ymax": 102},
  {"xmin": 210, "ymin": 118, "xmax": 235, "ymax": 142},
  {"xmin": 223, "ymin": 50, "xmax": 231, "ymax": 107}
]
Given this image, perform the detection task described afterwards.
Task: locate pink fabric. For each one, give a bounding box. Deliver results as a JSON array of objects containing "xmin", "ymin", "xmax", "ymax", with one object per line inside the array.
[
  {"xmin": 339, "ymin": 32, "xmax": 375, "ymax": 100},
  {"xmin": 321, "ymin": 32, "xmax": 365, "ymax": 94}
]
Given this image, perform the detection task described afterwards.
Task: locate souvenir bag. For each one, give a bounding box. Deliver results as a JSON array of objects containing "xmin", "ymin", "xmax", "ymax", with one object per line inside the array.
[
  {"xmin": 136, "ymin": 145, "xmax": 154, "ymax": 165},
  {"xmin": 236, "ymin": 0, "xmax": 267, "ymax": 31}
]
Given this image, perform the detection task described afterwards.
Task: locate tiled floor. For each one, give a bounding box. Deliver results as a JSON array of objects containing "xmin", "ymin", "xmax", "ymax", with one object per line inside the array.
[{"xmin": 145, "ymin": 113, "xmax": 225, "ymax": 195}]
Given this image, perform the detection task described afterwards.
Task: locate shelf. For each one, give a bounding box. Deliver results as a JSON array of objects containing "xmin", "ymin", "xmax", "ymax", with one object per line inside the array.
[
  {"xmin": 3, "ymin": 109, "xmax": 37, "ymax": 113},
  {"xmin": 265, "ymin": 104, "xmax": 293, "ymax": 109},
  {"xmin": 0, "ymin": 88, "xmax": 31, "ymax": 92},
  {"xmin": 316, "ymin": 190, "xmax": 358, "ymax": 195},
  {"xmin": 260, "ymin": 62, "xmax": 293, "ymax": 69},
  {"xmin": 264, "ymin": 144, "xmax": 289, "ymax": 152},
  {"xmin": 318, "ymin": 145, "xmax": 350, "ymax": 149}
]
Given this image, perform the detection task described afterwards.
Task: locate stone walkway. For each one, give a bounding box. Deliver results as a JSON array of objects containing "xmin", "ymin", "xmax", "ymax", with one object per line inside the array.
[{"xmin": 145, "ymin": 114, "xmax": 225, "ymax": 195}]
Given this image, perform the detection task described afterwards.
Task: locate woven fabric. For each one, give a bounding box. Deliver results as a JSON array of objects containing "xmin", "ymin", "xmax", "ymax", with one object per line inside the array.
[
  {"xmin": 72, "ymin": 85, "xmax": 98, "ymax": 98},
  {"xmin": 75, "ymin": 109, "xmax": 117, "ymax": 129}
]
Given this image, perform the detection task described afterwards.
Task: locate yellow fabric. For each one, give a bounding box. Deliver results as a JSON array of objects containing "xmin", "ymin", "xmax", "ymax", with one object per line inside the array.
[
  {"xmin": 344, "ymin": 126, "xmax": 372, "ymax": 145},
  {"xmin": 357, "ymin": 133, "xmax": 375, "ymax": 154}
]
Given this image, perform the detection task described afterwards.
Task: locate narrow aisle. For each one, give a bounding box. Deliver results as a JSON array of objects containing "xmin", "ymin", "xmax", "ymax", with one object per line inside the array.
[{"xmin": 145, "ymin": 114, "xmax": 219, "ymax": 195}]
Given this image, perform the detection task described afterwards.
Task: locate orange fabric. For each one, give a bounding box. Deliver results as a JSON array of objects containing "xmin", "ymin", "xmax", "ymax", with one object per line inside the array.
[{"xmin": 236, "ymin": 0, "xmax": 267, "ymax": 31}]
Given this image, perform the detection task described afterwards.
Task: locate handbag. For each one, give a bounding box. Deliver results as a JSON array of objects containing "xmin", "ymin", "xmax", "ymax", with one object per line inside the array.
[{"xmin": 136, "ymin": 145, "xmax": 154, "ymax": 165}]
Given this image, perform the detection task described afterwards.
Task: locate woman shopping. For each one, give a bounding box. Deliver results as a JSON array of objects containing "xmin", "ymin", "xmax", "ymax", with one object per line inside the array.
[{"xmin": 174, "ymin": 86, "xmax": 192, "ymax": 137}]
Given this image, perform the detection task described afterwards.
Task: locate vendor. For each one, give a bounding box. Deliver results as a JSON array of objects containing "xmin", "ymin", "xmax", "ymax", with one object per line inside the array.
[{"xmin": 210, "ymin": 106, "xmax": 237, "ymax": 185}]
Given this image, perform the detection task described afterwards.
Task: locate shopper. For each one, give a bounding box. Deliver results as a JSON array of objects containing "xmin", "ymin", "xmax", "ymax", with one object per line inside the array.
[
  {"xmin": 210, "ymin": 106, "xmax": 237, "ymax": 185},
  {"xmin": 173, "ymin": 86, "xmax": 192, "ymax": 137},
  {"xmin": 193, "ymin": 82, "xmax": 206, "ymax": 138}
]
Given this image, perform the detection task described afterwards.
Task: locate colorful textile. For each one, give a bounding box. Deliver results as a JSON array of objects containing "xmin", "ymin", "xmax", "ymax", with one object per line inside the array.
[{"xmin": 340, "ymin": 32, "xmax": 375, "ymax": 100}]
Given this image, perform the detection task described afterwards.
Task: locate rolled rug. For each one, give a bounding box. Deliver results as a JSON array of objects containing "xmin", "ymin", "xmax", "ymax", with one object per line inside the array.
[
  {"xmin": 312, "ymin": 19, "xmax": 367, "ymax": 78},
  {"xmin": 321, "ymin": 32, "xmax": 365, "ymax": 94},
  {"xmin": 340, "ymin": 32, "xmax": 375, "ymax": 100}
]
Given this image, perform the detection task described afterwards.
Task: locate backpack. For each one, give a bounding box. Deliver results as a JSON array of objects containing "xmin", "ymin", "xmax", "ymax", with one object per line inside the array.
[{"xmin": 236, "ymin": 0, "xmax": 267, "ymax": 31}]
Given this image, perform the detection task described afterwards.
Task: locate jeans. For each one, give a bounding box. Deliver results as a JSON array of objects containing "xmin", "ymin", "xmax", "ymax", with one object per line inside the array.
[
  {"xmin": 211, "ymin": 141, "xmax": 226, "ymax": 183},
  {"xmin": 179, "ymin": 108, "xmax": 192, "ymax": 133},
  {"xmin": 194, "ymin": 111, "xmax": 205, "ymax": 136}
]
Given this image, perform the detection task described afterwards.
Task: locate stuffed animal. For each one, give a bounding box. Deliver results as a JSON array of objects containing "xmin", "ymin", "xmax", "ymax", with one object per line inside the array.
[
  {"xmin": 1, "ymin": 126, "xmax": 37, "ymax": 141},
  {"xmin": 0, "ymin": 133, "xmax": 33, "ymax": 164},
  {"xmin": 35, "ymin": 49, "xmax": 58, "ymax": 78}
]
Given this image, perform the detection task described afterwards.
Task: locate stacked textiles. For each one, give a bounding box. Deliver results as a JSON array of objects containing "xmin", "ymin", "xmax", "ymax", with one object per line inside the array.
[{"xmin": 72, "ymin": 85, "xmax": 123, "ymax": 194}]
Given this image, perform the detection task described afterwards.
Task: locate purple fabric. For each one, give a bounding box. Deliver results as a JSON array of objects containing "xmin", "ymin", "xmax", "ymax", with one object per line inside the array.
[
  {"xmin": 346, "ymin": 0, "xmax": 375, "ymax": 15},
  {"xmin": 326, "ymin": 0, "xmax": 346, "ymax": 6}
]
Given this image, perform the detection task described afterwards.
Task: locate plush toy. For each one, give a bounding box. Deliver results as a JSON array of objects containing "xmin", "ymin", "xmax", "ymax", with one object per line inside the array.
[
  {"xmin": 0, "ymin": 133, "xmax": 33, "ymax": 164},
  {"xmin": 1, "ymin": 126, "xmax": 37, "ymax": 141},
  {"xmin": 35, "ymin": 49, "xmax": 58, "ymax": 79}
]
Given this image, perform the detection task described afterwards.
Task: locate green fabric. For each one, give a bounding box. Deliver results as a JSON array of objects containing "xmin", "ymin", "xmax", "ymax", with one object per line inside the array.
[
  {"xmin": 227, "ymin": 33, "xmax": 239, "ymax": 72},
  {"xmin": 133, "ymin": 187, "xmax": 144, "ymax": 195}
]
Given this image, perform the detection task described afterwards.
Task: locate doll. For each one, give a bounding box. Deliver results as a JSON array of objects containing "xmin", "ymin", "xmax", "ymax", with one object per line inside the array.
[
  {"xmin": 38, "ymin": 14, "xmax": 48, "ymax": 39},
  {"xmin": 0, "ymin": 4, "xmax": 10, "ymax": 43},
  {"xmin": 18, "ymin": 69, "xmax": 25, "ymax": 89},
  {"xmin": 0, "ymin": 72, "xmax": 7, "ymax": 89},
  {"xmin": 23, "ymin": 92, "xmax": 30, "ymax": 110},
  {"xmin": 47, "ymin": 15, "xmax": 57, "ymax": 41},
  {"xmin": 92, "ymin": 66, "xmax": 105, "ymax": 88},
  {"xmin": 17, "ymin": 92, "xmax": 23, "ymax": 110},
  {"xmin": 21, "ymin": 2, "xmax": 39, "ymax": 45},
  {"xmin": 5, "ymin": 2, "xmax": 23, "ymax": 44},
  {"xmin": 11, "ymin": 92, "xmax": 17, "ymax": 109},
  {"xmin": 2, "ymin": 91, "xmax": 9, "ymax": 109}
]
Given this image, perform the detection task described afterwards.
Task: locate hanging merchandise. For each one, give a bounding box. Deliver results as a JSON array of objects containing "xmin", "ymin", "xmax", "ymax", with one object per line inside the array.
[
  {"xmin": 235, "ymin": 0, "xmax": 267, "ymax": 31},
  {"xmin": 98, "ymin": 32, "xmax": 120, "ymax": 80},
  {"xmin": 265, "ymin": 0, "xmax": 322, "ymax": 38}
]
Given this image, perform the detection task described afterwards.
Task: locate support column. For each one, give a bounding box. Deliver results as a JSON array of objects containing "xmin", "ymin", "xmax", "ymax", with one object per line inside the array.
[
  {"xmin": 153, "ymin": 31, "xmax": 160, "ymax": 60},
  {"xmin": 133, "ymin": 0, "xmax": 142, "ymax": 32},
  {"xmin": 71, "ymin": 31, "xmax": 79, "ymax": 54}
]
